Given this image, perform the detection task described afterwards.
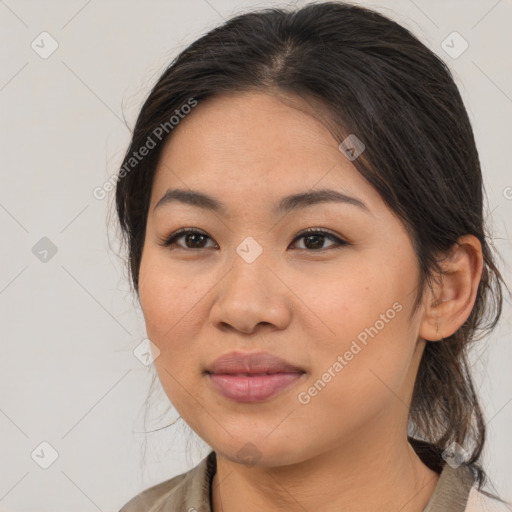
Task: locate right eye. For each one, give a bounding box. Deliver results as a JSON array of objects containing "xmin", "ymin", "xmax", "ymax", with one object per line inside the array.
[{"xmin": 158, "ymin": 228, "xmax": 217, "ymax": 250}]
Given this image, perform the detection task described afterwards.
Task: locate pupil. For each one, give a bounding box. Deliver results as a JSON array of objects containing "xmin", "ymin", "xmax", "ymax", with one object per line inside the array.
[
  {"xmin": 306, "ymin": 234, "xmax": 323, "ymax": 249},
  {"xmin": 187, "ymin": 234, "xmax": 205, "ymax": 248}
]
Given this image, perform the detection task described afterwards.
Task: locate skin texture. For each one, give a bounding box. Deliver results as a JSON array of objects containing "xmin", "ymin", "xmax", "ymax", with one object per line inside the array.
[{"xmin": 138, "ymin": 91, "xmax": 483, "ymax": 511}]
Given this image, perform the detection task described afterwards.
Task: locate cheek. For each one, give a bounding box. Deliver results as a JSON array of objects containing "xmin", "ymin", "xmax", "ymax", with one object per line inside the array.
[
  {"xmin": 294, "ymin": 295, "xmax": 416, "ymax": 444},
  {"xmin": 301, "ymin": 254, "xmax": 412, "ymax": 348},
  {"xmin": 139, "ymin": 252, "xmax": 209, "ymax": 416},
  {"xmin": 139, "ymin": 251, "xmax": 201, "ymax": 338},
  {"xmin": 138, "ymin": 252, "xmax": 206, "ymax": 396},
  {"xmin": 297, "ymin": 251, "xmax": 419, "ymax": 402}
]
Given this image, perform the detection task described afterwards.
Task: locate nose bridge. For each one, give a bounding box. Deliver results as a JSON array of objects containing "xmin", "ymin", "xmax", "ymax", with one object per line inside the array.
[
  {"xmin": 235, "ymin": 234, "xmax": 267, "ymax": 267},
  {"xmin": 227, "ymin": 236, "xmax": 272, "ymax": 298},
  {"xmin": 209, "ymin": 237, "xmax": 291, "ymax": 333}
]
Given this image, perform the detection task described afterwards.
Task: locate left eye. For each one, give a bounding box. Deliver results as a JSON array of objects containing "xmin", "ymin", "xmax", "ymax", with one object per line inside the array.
[
  {"xmin": 159, "ymin": 228, "xmax": 347, "ymax": 251},
  {"xmin": 291, "ymin": 229, "xmax": 347, "ymax": 250}
]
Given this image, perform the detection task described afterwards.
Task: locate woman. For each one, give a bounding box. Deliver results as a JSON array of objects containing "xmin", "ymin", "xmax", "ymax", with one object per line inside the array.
[{"xmin": 115, "ymin": 2, "xmax": 508, "ymax": 510}]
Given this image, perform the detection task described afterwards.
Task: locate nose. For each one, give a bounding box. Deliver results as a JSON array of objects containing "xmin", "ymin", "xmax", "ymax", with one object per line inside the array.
[{"xmin": 208, "ymin": 251, "xmax": 292, "ymax": 335}]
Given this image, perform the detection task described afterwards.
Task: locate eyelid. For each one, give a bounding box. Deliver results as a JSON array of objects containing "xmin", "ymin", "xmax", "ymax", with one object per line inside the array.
[
  {"xmin": 291, "ymin": 227, "xmax": 348, "ymax": 250},
  {"xmin": 293, "ymin": 227, "xmax": 344, "ymax": 242},
  {"xmin": 158, "ymin": 227, "xmax": 217, "ymax": 248}
]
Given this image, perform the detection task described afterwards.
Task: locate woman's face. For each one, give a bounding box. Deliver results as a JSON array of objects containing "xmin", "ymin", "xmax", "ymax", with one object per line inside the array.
[{"xmin": 138, "ymin": 91, "xmax": 428, "ymax": 466}]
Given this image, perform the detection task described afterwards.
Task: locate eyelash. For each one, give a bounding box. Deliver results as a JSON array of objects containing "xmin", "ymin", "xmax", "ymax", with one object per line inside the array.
[{"xmin": 158, "ymin": 227, "xmax": 349, "ymax": 252}]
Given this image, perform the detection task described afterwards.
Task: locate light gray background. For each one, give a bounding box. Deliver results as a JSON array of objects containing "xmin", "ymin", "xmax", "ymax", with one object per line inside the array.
[{"xmin": 0, "ymin": 0, "xmax": 510, "ymax": 510}]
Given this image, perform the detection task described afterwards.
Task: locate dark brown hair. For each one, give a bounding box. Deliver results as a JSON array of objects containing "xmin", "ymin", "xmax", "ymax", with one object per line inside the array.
[{"xmin": 114, "ymin": 1, "xmax": 506, "ymax": 497}]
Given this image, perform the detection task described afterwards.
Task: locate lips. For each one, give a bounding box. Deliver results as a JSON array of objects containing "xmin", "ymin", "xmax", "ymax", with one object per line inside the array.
[
  {"xmin": 205, "ymin": 351, "xmax": 305, "ymax": 375},
  {"xmin": 205, "ymin": 351, "xmax": 305, "ymax": 403}
]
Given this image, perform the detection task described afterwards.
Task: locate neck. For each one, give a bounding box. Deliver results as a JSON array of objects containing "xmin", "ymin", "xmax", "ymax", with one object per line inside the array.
[{"xmin": 211, "ymin": 428, "xmax": 439, "ymax": 512}]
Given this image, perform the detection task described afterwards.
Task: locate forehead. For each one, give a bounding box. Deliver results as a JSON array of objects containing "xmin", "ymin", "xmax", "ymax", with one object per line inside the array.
[{"xmin": 150, "ymin": 91, "xmax": 381, "ymax": 213}]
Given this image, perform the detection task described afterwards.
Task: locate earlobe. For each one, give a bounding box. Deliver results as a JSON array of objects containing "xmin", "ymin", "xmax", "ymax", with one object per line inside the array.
[
  {"xmin": 419, "ymin": 298, "xmax": 443, "ymax": 342},
  {"xmin": 419, "ymin": 235, "xmax": 483, "ymax": 342}
]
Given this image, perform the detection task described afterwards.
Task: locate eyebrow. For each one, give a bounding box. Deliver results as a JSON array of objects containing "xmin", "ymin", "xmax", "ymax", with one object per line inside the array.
[{"xmin": 153, "ymin": 188, "xmax": 369, "ymax": 215}]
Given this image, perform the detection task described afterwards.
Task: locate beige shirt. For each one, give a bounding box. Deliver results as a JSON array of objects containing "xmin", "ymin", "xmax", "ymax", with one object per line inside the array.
[{"xmin": 119, "ymin": 451, "xmax": 508, "ymax": 512}]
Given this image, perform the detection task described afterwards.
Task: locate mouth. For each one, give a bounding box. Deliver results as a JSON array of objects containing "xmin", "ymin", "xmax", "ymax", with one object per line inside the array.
[
  {"xmin": 206, "ymin": 372, "xmax": 305, "ymax": 403},
  {"xmin": 205, "ymin": 351, "xmax": 306, "ymax": 403}
]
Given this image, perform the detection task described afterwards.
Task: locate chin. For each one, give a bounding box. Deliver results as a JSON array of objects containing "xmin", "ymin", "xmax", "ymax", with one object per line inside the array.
[{"xmin": 211, "ymin": 435, "xmax": 308, "ymax": 468}]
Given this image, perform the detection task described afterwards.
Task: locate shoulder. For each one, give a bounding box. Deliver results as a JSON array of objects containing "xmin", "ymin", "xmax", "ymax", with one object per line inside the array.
[
  {"xmin": 118, "ymin": 451, "xmax": 216, "ymax": 512},
  {"xmin": 465, "ymin": 487, "xmax": 512, "ymax": 512},
  {"xmin": 424, "ymin": 463, "xmax": 511, "ymax": 512},
  {"xmin": 119, "ymin": 472, "xmax": 188, "ymax": 512}
]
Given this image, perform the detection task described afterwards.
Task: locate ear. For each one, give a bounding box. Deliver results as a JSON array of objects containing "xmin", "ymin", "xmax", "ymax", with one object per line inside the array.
[{"xmin": 419, "ymin": 235, "xmax": 483, "ymax": 342}]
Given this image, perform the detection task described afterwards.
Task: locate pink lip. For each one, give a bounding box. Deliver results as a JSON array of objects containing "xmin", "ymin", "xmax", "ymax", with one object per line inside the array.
[
  {"xmin": 208, "ymin": 373, "xmax": 304, "ymax": 402},
  {"xmin": 205, "ymin": 351, "xmax": 306, "ymax": 403},
  {"xmin": 206, "ymin": 351, "xmax": 304, "ymax": 374}
]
